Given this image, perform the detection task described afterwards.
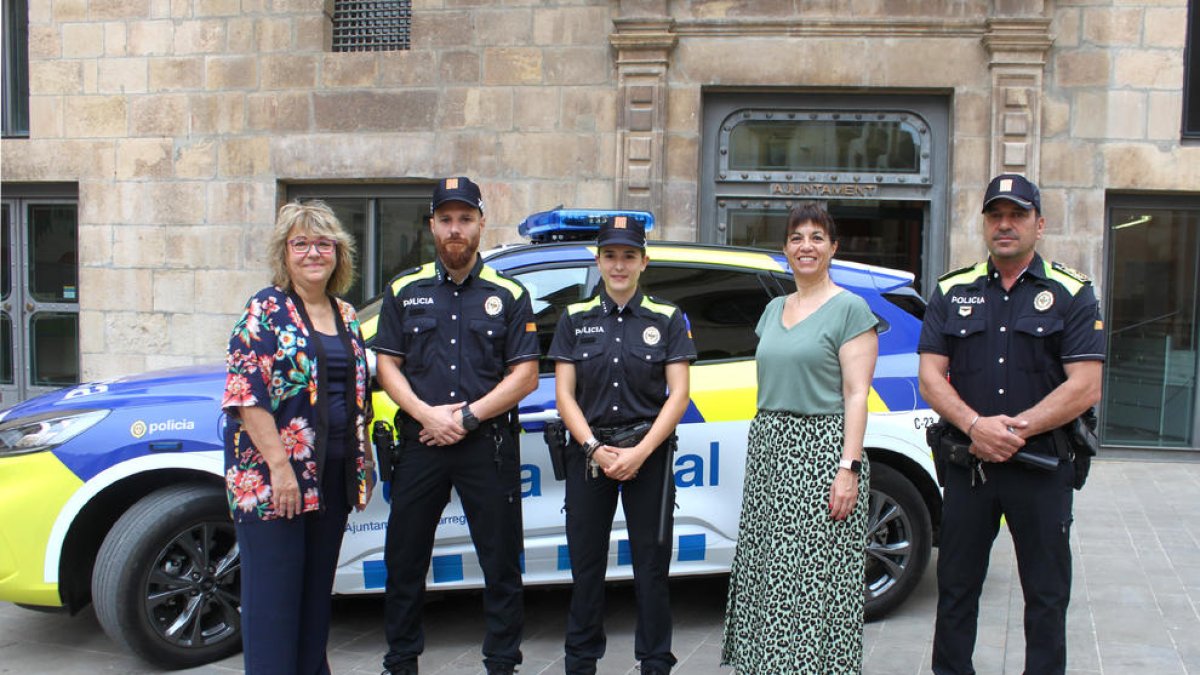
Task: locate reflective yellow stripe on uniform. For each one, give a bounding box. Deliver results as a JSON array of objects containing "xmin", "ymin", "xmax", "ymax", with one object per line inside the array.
[
  {"xmin": 479, "ymin": 266, "xmax": 526, "ymax": 300},
  {"xmin": 1044, "ymin": 259, "xmax": 1086, "ymax": 296},
  {"xmin": 639, "ymin": 295, "xmax": 676, "ymax": 318},
  {"xmin": 389, "ymin": 263, "xmax": 437, "ymax": 295},
  {"xmin": 937, "ymin": 261, "xmax": 988, "ymax": 294},
  {"xmin": 566, "ymin": 296, "xmax": 602, "ymax": 316}
]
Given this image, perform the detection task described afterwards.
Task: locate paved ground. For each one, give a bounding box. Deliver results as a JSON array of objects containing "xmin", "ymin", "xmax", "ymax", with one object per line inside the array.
[{"xmin": 1, "ymin": 458, "xmax": 1198, "ymax": 674}]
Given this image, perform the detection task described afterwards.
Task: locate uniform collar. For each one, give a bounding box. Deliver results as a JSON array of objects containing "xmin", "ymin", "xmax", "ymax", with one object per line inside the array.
[
  {"xmin": 986, "ymin": 252, "xmax": 1046, "ymax": 286},
  {"xmin": 434, "ymin": 254, "xmax": 484, "ymax": 285},
  {"xmin": 599, "ymin": 287, "xmax": 645, "ymax": 316}
]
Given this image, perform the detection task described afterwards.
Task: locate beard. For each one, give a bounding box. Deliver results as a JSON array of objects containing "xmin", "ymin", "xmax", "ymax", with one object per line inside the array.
[{"xmin": 436, "ymin": 232, "xmax": 480, "ymax": 270}]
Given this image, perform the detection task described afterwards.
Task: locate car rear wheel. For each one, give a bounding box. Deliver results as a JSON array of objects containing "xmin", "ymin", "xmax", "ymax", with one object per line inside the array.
[
  {"xmin": 864, "ymin": 462, "xmax": 932, "ymax": 619},
  {"xmin": 92, "ymin": 484, "xmax": 241, "ymax": 669}
]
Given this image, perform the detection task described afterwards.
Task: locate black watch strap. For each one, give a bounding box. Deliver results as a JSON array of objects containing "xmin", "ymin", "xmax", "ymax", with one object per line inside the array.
[{"xmin": 461, "ymin": 404, "xmax": 480, "ymax": 431}]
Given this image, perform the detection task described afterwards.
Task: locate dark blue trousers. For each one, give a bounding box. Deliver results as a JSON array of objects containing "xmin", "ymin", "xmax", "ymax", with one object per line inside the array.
[
  {"xmin": 933, "ymin": 459, "xmax": 1074, "ymax": 675},
  {"xmin": 383, "ymin": 425, "xmax": 524, "ymax": 672},
  {"xmin": 236, "ymin": 458, "xmax": 351, "ymax": 675},
  {"xmin": 563, "ymin": 442, "xmax": 676, "ymax": 675}
]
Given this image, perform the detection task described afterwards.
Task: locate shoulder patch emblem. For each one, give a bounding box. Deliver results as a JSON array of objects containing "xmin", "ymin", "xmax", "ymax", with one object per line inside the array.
[{"xmin": 1051, "ymin": 261, "xmax": 1090, "ymax": 283}]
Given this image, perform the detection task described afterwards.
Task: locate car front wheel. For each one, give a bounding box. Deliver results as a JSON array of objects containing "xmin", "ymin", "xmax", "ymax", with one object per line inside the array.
[
  {"xmin": 92, "ymin": 484, "xmax": 241, "ymax": 669},
  {"xmin": 863, "ymin": 462, "xmax": 933, "ymax": 619}
]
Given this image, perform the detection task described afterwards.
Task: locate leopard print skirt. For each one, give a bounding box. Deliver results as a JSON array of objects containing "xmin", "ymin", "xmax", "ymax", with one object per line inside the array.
[{"xmin": 722, "ymin": 410, "xmax": 869, "ymax": 675}]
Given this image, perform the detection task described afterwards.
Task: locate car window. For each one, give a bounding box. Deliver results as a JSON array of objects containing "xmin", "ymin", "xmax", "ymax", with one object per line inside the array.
[
  {"xmin": 512, "ymin": 266, "xmax": 593, "ymax": 374},
  {"xmin": 640, "ymin": 265, "xmax": 776, "ymax": 363}
]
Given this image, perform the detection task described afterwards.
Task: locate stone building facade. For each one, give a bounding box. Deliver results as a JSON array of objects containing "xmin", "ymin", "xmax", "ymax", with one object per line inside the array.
[{"xmin": 2, "ymin": 0, "xmax": 1198, "ymax": 450}]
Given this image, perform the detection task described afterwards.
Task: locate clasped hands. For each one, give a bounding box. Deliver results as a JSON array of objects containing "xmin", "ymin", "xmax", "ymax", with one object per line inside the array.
[{"xmin": 968, "ymin": 414, "xmax": 1030, "ymax": 463}]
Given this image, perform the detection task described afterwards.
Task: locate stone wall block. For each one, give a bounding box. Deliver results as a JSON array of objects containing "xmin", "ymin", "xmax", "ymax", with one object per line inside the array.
[
  {"xmin": 441, "ymin": 88, "xmax": 515, "ymax": 130},
  {"xmin": 1103, "ymin": 144, "xmax": 1200, "ymax": 190},
  {"xmin": 513, "ymin": 86, "xmax": 559, "ymax": 130},
  {"xmin": 1147, "ymin": 91, "xmax": 1182, "ymax": 141},
  {"xmin": 174, "ymin": 139, "xmax": 219, "ymax": 178},
  {"xmin": 228, "ymin": 17, "xmax": 256, "ymax": 52},
  {"xmin": 112, "ymin": 225, "xmax": 168, "ymax": 267},
  {"xmin": 1082, "ymin": 7, "xmax": 1142, "ymax": 46},
  {"xmin": 218, "ymin": 137, "xmax": 272, "ymax": 177},
  {"xmin": 163, "ymin": 225, "xmax": 243, "ymax": 269},
  {"xmin": 195, "ymin": 0, "xmax": 242, "ymax": 16},
  {"xmin": 104, "ymin": 22, "xmax": 129, "ymax": 56},
  {"xmin": 483, "ymin": 47, "xmax": 544, "ymax": 85},
  {"xmin": 64, "ymin": 96, "xmax": 128, "ymax": 137},
  {"xmin": 174, "ymin": 19, "xmax": 228, "ymax": 54},
  {"xmin": 293, "ymin": 15, "xmax": 328, "ymax": 51},
  {"xmin": 52, "ymin": 0, "xmax": 87, "ymax": 22},
  {"xmin": 104, "ymin": 312, "xmax": 170, "ymax": 356},
  {"xmin": 207, "ymin": 55, "xmax": 258, "ymax": 89},
  {"xmin": 1054, "ymin": 50, "xmax": 1110, "ymax": 87},
  {"xmin": 533, "ymin": 6, "xmax": 612, "ymax": 46},
  {"xmin": 247, "ymin": 92, "xmax": 312, "ymax": 132},
  {"xmin": 1069, "ymin": 189, "xmax": 1105, "ymax": 236},
  {"xmin": 952, "ymin": 136, "xmax": 991, "ymax": 186},
  {"xmin": 90, "ymin": 0, "xmax": 153, "ymax": 20},
  {"xmin": 322, "ymin": 53, "xmax": 381, "ymax": 87},
  {"xmin": 432, "ymin": 132, "xmax": 503, "ymax": 177},
  {"xmin": 476, "ymin": 8, "xmax": 533, "ymax": 46},
  {"xmin": 117, "ymin": 138, "xmax": 174, "ymax": 179},
  {"xmin": 27, "ymin": 25, "xmax": 60, "ymax": 59},
  {"xmin": 110, "ymin": 181, "xmax": 208, "ymax": 225},
  {"xmin": 256, "ymin": 17, "xmax": 294, "ymax": 52},
  {"xmin": 28, "ymin": 96, "xmax": 64, "ymax": 137},
  {"xmin": 166, "ymin": 0, "xmax": 189, "ymax": 18},
  {"xmin": 207, "ymin": 181, "xmax": 277, "ymax": 226},
  {"xmin": 312, "ymin": 91, "xmax": 438, "ymax": 131},
  {"xmin": 1039, "ymin": 140, "xmax": 1097, "ymax": 187},
  {"xmin": 562, "ymin": 87, "xmax": 617, "ymax": 132},
  {"xmin": 440, "ymin": 50, "xmax": 482, "ymax": 84},
  {"xmin": 1053, "ymin": 7, "xmax": 1081, "ymax": 48},
  {"xmin": 196, "ymin": 270, "xmax": 267, "ymax": 315},
  {"xmin": 542, "ymin": 47, "xmax": 610, "ymax": 85},
  {"xmin": 128, "ymin": 20, "xmax": 175, "ymax": 56},
  {"xmin": 30, "ymin": 61, "xmax": 84, "ymax": 95},
  {"xmin": 77, "ymin": 223, "xmax": 114, "ymax": 267},
  {"xmin": 149, "ymin": 56, "xmax": 205, "ymax": 91},
  {"xmin": 413, "ymin": 11, "xmax": 475, "ymax": 49},
  {"xmin": 665, "ymin": 133, "xmax": 698, "ymax": 182},
  {"xmin": 98, "ymin": 58, "xmax": 149, "ymax": 94},
  {"xmin": 1114, "ymin": 50, "xmax": 1183, "ymax": 89},
  {"xmin": 261, "ymin": 54, "xmax": 319, "ymax": 89},
  {"xmin": 78, "ymin": 307, "xmax": 107, "ymax": 357},
  {"xmin": 190, "ymin": 92, "xmax": 246, "ymax": 134},
  {"xmin": 1143, "ymin": 8, "xmax": 1188, "ymax": 48},
  {"xmin": 80, "ymin": 268, "xmax": 154, "ymax": 311},
  {"xmin": 665, "ymin": 86, "xmax": 697, "ymax": 134},
  {"xmin": 1041, "ymin": 95, "xmax": 1071, "ymax": 137},
  {"xmin": 130, "ymin": 93, "xmax": 189, "ymax": 136},
  {"xmin": 376, "ymin": 51, "xmax": 439, "ymax": 86}
]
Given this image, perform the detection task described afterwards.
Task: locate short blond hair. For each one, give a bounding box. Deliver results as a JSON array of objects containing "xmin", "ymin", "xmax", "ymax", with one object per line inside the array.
[{"xmin": 269, "ymin": 201, "xmax": 357, "ymax": 296}]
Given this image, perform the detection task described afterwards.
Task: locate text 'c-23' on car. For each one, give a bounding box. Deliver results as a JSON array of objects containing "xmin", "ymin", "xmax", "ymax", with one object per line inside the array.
[{"xmin": 0, "ymin": 209, "xmax": 942, "ymax": 669}]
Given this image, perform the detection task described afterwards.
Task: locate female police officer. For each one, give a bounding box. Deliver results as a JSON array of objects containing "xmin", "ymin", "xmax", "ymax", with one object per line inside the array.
[{"xmin": 547, "ymin": 216, "xmax": 696, "ymax": 675}]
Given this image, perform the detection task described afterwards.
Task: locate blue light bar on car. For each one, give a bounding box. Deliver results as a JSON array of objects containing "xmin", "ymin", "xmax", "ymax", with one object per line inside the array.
[{"xmin": 518, "ymin": 209, "xmax": 655, "ymax": 243}]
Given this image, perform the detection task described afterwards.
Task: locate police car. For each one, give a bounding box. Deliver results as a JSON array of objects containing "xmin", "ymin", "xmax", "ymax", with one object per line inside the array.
[{"xmin": 0, "ymin": 209, "xmax": 941, "ymax": 668}]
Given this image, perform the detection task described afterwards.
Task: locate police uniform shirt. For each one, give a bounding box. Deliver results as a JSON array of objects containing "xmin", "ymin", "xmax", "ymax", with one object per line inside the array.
[
  {"xmin": 547, "ymin": 287, "xmax": 697, "ymax": 426},
  {"xmin": 373, "ymin": 255, "xmax": 539, "ymax": 406},
  {"xmin": 918, "ymin": 252, "xmax": 1105, "ymax": 423}
]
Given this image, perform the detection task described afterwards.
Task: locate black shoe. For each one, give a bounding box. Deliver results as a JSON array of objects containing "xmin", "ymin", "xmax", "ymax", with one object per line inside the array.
[
  {"xmin": 639, "ymin": 666, "xmax": 668, "ymax": 675},
  {"xmin": 484, "ymin": 665, "xmax": 515, "ymax": 675},
  {"xmin": 382, "ymin": 662, "xmax": 417, "ymax": 675}
]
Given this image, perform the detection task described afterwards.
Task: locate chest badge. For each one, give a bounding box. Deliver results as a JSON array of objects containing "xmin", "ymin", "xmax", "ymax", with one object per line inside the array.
[
  {"xmin": 484, "ymin": 296, "xmax": 503, "ymax": 316},
  {"xmin": 957, "ymin": 305, "xmax": 973, "ymax": 317},
  {"xmin": 642, "ymin": 326, "xmax": 661, "ymax": 346},
  {"xmin": 1034, "ymin": 290, "xmax": 1054, "ymax": 312}
]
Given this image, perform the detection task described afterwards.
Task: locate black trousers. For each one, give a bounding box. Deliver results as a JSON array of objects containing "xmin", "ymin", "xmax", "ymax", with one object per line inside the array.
[
  {"xmin": 563, "ymin": 441, "xmax": 676, "ymax": 675},
  {"xmin": 236, "ymin": 457, "xmax": 350, "ymax": 675},
  {"xmin": 933, "ymin": 459, "xmax": 1074, "ymax": 675},
  {"xmin": 383, "ymin": 425, "xmax": 524, "ymax": 671}
]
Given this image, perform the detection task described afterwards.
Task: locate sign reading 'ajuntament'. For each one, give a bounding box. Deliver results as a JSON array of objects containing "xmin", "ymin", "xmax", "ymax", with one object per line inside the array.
[{"xmin": 769, "ymin": 183, "xmax": 880, "ymax": 197}]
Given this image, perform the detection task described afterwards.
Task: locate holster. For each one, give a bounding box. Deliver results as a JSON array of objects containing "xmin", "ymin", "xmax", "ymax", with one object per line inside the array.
[
  {"xmin": 594, "ymin": 420, "xmax": 653, "ymax": 448},
  {"xmin": 1068, "ymin": 408, "xmax": 1099, "ymax": 490},
  {"xmin": 926, "ymin": 419, "xmax": 973, "ymax": 487},
  {"xmin": 543, "ymin": 420, "xmax": 568, "ymax": 481},
  {"xmin": 372, "ymin": 420, "xmax": 396, "ymax": 481}
]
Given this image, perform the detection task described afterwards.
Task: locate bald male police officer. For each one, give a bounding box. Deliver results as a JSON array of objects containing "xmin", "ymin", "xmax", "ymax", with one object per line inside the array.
[
  {"xmin": 918, "ymin": 174, "xmax": 1104, "ymax": 675},
  {"xmin": 374, "ymin": 177, "xmax": 539, "ymax": 675}
]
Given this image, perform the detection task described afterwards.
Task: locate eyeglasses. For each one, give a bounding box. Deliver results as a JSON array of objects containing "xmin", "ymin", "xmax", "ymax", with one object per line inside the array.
[{"xmin": 288, "ymin": 237, "xmax": 337, "ymax": 255}]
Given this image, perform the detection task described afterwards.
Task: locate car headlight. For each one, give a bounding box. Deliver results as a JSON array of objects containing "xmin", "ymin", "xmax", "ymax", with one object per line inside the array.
[{"xmin": 0, "ymin": 409, "xmax": 111, "ymax": 458}]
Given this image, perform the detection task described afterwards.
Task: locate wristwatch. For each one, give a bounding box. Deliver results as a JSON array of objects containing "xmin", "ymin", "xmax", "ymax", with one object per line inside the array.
[
  {"xmin": 838, "ymin": 458, "xmax": 863, "ymax": 474},
  {"xmin": 460, "ymin": 404, "xmax": 480, "ymax": 432}
]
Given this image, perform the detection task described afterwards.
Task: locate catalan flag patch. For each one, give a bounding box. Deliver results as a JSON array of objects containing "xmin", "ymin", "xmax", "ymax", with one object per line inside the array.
[
  {"xmin": 1094, "ymin": 320, "xmax": 1104, "ymax": 330},
  {"xmin": 526, "ymin": 322, "xmax": 537, "ymax": 332}
]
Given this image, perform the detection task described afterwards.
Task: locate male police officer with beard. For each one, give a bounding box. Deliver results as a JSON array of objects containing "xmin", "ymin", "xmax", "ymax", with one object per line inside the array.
[
  {"xmin": 918, "ymin": 174, "xmax": 1104, "ymax": 675},
  {"xmin": 374, "ymin": 177, "xmax": 539, "ymax": 675}
]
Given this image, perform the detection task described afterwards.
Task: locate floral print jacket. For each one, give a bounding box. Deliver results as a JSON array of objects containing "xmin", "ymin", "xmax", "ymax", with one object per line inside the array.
[{"xmin": 222, "ymin": 286, "xmax": 372, "ymax": 523}]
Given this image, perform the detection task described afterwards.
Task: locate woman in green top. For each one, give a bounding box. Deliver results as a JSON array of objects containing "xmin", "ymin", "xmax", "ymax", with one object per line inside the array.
[{"xmin": 722, "ymin": 202, "xmax": 879, "ymax": 674}]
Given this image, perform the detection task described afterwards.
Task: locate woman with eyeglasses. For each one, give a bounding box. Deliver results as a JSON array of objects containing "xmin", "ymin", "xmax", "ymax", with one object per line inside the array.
[{"xmin": 222, "ymin": 201, "xmax": 375, "ymax": 674}]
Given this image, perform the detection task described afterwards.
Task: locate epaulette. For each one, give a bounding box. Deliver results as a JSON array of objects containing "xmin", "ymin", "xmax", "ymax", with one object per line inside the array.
[
  {"xmin": 640, "ymin": 294, "xmax": 677, "ymax": 318},
  {"xmin": 937, "ymin": 263, "xmax": 980, "ymax": 282},
  {"xmin": 1050, "ymin": 261, "xmax": 1090, "ymax": 284},
  {"xmin": 937, "ymin": 261, "xmax": 988, "ymax": 294},
  {"xmin": 388, "ymin": 263, "xmax": 437, "ymax": 295}
]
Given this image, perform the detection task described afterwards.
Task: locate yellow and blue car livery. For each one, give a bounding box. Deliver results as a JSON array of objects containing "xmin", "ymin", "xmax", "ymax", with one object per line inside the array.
[{"xmin": 0, "ymin": 209, "xmax": 941, "ymax": 669}]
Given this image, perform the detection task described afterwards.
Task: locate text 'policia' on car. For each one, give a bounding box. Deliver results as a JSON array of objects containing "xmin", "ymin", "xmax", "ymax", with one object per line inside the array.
[{"xmin": 0, "ymin": 208, "xmax": 942, "ymax": 669}]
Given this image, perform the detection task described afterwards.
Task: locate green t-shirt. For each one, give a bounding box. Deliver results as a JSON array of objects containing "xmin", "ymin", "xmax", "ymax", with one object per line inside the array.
[{"xmin": 755, "ymin": 289, "xmax": 879, "ymax": 415}]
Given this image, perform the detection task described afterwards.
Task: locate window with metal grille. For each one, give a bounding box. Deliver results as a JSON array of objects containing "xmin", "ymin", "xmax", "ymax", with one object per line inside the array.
[{"xmin": 332, "ymin": 0, "xmax": 411, "ymax": 52}]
